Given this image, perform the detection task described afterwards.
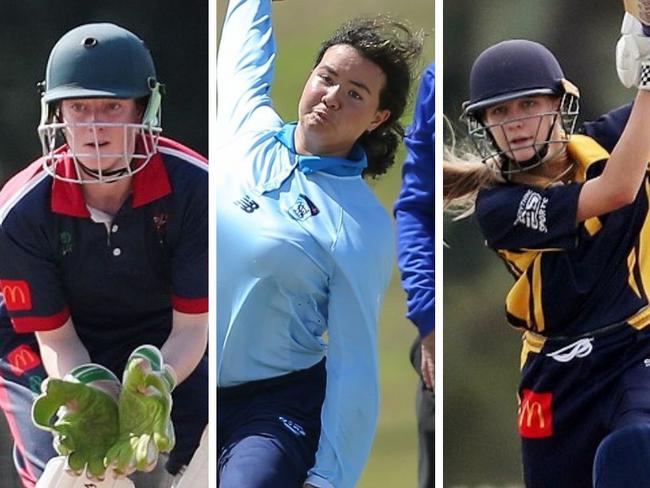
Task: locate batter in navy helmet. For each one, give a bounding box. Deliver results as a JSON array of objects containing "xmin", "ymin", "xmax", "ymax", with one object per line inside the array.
[
  {"xmin": 0, "ymin": 23, "xmax": 208, "ymax": 486},
  {"xmin": 444, "ymin": 13, "xmax": 650, "ymax": 488}
]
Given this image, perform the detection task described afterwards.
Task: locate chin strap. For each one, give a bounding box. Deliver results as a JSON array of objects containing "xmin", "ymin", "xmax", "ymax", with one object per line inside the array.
[
  {"xmin": 499, "ymin": 124, "xmax": 555, "ymax": 179},
  {"xmin": 76, "ymin": 160, "xmax": 133, "ymax": 183}
]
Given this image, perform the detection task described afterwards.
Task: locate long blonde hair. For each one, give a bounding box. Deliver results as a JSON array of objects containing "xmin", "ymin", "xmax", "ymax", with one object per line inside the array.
[
  {"xmin": 443, "ymin": 119, "xmax": 504, "ymax": 219},
  {"xmin": 443, "ymin": 117, "xmax": 575, "ymax": 220}
]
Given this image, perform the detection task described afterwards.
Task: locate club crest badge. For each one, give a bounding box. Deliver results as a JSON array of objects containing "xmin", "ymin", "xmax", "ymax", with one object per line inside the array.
[{"xmin": 289, "ymin": 194, "xmax": 320, "ymax": 221}]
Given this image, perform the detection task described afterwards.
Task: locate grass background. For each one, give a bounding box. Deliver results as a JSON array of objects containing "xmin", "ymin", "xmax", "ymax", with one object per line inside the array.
[{"xmin": 219, "ymin": 0, "xmax": 435, "ymax": 486}]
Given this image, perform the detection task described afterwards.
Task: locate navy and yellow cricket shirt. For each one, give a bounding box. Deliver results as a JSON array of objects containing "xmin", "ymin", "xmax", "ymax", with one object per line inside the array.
[{"xmin": 475, "ymin": 105, "xmax": 650, "ymax": 338}]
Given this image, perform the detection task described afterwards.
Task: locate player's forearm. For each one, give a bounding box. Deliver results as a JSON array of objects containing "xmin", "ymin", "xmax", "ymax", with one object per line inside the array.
[
  {"xmin": 578, "ymin": 90, "xmax": 650, "ymax": 221},
  {"xmin": 161, "ymin": 311, "xmax": 208, "ymax": 384},
  {"xmin": 35, "ymin": 318, "xmax": 91, "ymax": 378}
]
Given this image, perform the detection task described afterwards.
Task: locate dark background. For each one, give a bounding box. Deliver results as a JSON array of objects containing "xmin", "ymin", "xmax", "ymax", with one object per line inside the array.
[
  {"xmin": 444, "ymin": 1, "xmax": 630, "ymax": 486},
  {"xmin": 0, "ymin": 1, "xmax": 206, "ymax": 486},
  {"xmin": 0, "ymin": 0, "xmax": 207, "ymax": 187}
]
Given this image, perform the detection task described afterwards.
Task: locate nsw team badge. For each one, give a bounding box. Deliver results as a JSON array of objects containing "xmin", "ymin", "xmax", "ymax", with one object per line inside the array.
[{"xmin": 289, "ymin": 194, "xmax": 320, "ymax": 221}]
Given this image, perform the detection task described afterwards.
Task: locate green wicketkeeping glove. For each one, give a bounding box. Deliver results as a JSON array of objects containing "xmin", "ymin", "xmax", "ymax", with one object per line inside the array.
[
  {"xmin": 32, "ymin": 364, "xmax": 120, "ymax": 479},
  {"xmin": 105, "ymin": 345, "xmax": 176, "ymax": 476}
]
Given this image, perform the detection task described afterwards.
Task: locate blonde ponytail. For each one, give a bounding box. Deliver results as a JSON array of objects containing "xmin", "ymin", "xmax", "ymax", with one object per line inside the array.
[{"xmin": 443, "ymin": 121, "xmax": 504, "ymax": 219}]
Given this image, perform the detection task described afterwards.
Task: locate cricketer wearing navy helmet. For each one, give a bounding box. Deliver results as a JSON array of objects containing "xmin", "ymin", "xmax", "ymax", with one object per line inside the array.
[{"xmin": 0, "ymin": 22, "xmax": 208, "ymax": 486}]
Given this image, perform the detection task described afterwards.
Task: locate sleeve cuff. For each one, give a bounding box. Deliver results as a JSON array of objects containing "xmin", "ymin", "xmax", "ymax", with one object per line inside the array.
[
  {"xmin": 171, "ymin": 295, "xmax": 208, "ymax": 314},
  {"xmin": 304, "ymin": 474, "xmax": 335, "ymax": 488},
  {"xmin": 10, "ymin": 308, "xmax": 70, "ymax": 333}
]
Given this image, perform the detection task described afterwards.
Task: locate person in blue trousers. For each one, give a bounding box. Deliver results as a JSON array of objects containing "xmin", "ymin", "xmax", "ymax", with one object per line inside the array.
[{"xmin": 395, "ymin": 62, "xmax": 435, "ymax": 488}]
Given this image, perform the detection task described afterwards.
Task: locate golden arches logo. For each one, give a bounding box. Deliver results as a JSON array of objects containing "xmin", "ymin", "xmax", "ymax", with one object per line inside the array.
[
  {"xmin": 519, "ymin": 399, "xmax": 546, "ymax": 429},
  {"xmin": 7, "ymin": 345, "xmax": 41, "ymax": 376},
  {"xmin": 0, "ymin": 280, "xmax": 32, "ymax": 311},
  {"xmin": 518, "ymin": 389, "xmax": 553, "ymax": 438}
]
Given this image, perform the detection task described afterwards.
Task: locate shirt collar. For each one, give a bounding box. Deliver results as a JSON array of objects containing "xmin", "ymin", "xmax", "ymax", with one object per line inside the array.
[
  {"xmin": 274, "ymin": 122, "xmax": 367, "ymax": 177},
  {"xmin": 51, "ymin": 144, "xmax": 172, "ymax": 217}
]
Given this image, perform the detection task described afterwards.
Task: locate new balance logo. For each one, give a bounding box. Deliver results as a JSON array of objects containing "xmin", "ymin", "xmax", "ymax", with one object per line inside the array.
[{"xmin": 234, "ymin": 195, "xmax": 259, "ymax": 214}]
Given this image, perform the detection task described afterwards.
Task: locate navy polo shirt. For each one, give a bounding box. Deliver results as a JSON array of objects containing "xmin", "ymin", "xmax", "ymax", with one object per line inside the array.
[
  {"xmin": 476, "ymin": 131, "xmax": 650, "ymax": 338},
  {"xmin": 0, "ymin": 137, "xmax": 207, "ymax": 365}
]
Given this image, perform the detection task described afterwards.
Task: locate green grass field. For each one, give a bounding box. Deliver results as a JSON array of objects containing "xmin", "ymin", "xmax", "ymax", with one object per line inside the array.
[{"xmin": 219, "ymin": 0, "xmax": 435, "ymax": 485}]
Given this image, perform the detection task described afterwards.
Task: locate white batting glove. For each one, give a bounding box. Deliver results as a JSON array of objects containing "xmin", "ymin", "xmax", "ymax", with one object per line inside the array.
[{"xmin": 617, "ymin": 12, "xmax": 650, "ymax": 90}]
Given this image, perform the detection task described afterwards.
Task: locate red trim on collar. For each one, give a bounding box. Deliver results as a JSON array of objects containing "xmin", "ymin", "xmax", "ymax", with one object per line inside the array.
[
  {"xmin": 172, "ymin": 295, "xmax": 208, "ymax": 314},
  {"xmin": 11, "ymin": 308, "xmax": 70, "ymax": 333},
  {"xmin": 50, "ymin": 140, "xmax": 173, "ymax": 216},
  {"xmin": 132, "ymin": 151, "xmax": 172, "ymax": 208},
  {"xmin": 51, "ymin": 176, "xmax": 90, "ymax": 218}
]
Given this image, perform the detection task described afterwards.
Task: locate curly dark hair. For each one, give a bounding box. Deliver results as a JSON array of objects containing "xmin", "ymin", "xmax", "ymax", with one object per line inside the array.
[{"xmin": 314, "ymin": 16, "xmax": 424, "ymax": 178}]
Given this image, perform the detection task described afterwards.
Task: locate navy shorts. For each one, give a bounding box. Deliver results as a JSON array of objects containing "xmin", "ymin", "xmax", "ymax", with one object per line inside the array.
[
  {"xmin": 0, "ymin": 331, "xmax": 208, "ymax": 485},
  {"xmin": 217, "ymin": 360, "xmax": 326, "ymax": 488},
  {"xmin": 518, "ymin": 323, "xmax": 650, "ymax": 488}
]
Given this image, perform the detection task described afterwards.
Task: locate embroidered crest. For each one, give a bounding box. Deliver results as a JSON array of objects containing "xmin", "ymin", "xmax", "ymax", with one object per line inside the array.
[
  {"xmin": 289, "ymin": 194, "xmax": 320, "ymax": 221},
  {"xmin": 60, "ymin": 231, "xmax": 73, "ymax": 256},
  {"xmin": 515, "ymin": 190, "xmax": 548, "ymax": 233},
  {"xmin": 153, "ymin": 212, "xmax": 168, "ymax": 237}
]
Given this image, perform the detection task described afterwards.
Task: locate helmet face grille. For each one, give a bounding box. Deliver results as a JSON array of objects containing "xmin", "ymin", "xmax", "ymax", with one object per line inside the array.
[
  {"xmin": 38, "ymin": 121, "xmax": 162, "ymax": 184},
  {"xmin": 37, "ymin": 23, "xmax": 164, "ymax": 184},
  {"xmin": 464, "ymin": 92, "xmax": 579, "ymax": 174},
  {"xmin": 460, "ymin": 39, "xmax": 580, "ymax": 175}
]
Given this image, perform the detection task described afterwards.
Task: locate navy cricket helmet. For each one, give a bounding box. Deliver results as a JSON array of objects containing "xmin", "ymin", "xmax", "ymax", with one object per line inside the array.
[
  {"xmin": 38, "ymin": 23, "xmax": 164, "ymax": 184},
  {"xmin": 462, "ymin": 39, "xmax": 580, "ymax": 174}
]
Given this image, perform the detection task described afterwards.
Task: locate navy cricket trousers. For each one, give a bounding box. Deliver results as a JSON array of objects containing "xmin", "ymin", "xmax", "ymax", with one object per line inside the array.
[
  {"xmin": 518, "ymin": 323, "xmax": 650, "ymax": 488},
  {"xmin": 217, "ymin": 359, "xmax": 326, "ymax": 488}
]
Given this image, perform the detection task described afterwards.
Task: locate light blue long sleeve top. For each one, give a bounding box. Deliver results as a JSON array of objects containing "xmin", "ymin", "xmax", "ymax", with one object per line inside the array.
[{"xmin": 216, "ymin": 1, "xmax": 394, "ymax": 487}]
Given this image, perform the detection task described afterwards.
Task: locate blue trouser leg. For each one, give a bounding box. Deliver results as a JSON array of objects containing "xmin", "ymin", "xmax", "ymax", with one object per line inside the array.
[
  {"xmin": 218, "ymin": 360, "xmax": 326, "ymax": 488},
  {"xmin": 593, "ymin": 424, "xmax": 650, "ymax": 487},
  {"xmin": 0, "ymin": 338, "xmax": 56, "ymax": 488}
]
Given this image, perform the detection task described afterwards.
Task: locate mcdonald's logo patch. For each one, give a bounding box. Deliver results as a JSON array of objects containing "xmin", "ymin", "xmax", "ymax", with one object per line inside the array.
[
  {"xmin": 7, "ymin": 345, "xmax": 41, "ymax": 377},
  {"xmin": 518, "ymin": 389, "xmax": 553, "ymax": 438},
  {"xmin": 1, "ymin": 280, "xmax": 32, "ymax": 311}
]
